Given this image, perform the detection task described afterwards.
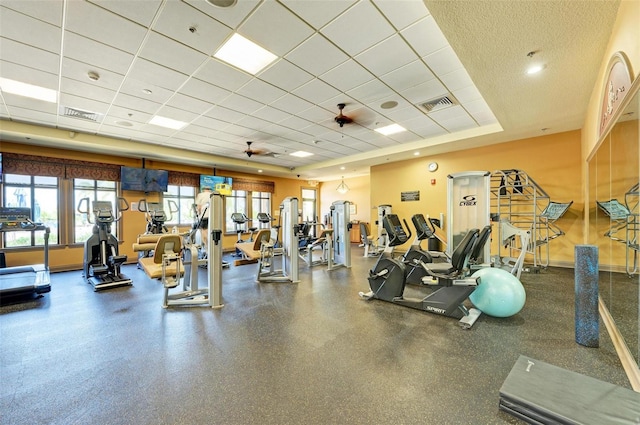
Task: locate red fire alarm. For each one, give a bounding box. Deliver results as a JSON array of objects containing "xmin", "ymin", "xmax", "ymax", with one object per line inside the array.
[{"xmin": 431, "ymin": 179, "xmax": 436, "ymax": 185}]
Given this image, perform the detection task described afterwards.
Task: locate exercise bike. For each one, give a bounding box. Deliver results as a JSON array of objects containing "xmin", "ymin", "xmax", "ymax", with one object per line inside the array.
[
  {"xmin": 78, "ymin": 197, "xmax": 132, "ymax": 291},
  {"xmin": 359, "ymin": 213, "xmax": 482, "ymax": 329}
]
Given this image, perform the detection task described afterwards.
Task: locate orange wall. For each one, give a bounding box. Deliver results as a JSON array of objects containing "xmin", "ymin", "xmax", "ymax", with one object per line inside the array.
[{"xmin": 370, "ymin": 130, "xmax": 583, "ymax": 266}]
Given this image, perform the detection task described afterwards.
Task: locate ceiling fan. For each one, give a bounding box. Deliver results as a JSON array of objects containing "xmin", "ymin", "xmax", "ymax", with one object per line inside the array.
[
  {"xmin": 244, "ymin": 141, "xmax": 280, "ymax": 158},
  {"xmin": 334, "ymin": 103, "xmax": 353, "ymax": 127}
]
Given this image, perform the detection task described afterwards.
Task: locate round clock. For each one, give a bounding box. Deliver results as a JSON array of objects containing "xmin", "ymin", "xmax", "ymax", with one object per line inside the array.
[{"xmin": 428, "ymin": 162, "xmax": 438, "ymax": 172}]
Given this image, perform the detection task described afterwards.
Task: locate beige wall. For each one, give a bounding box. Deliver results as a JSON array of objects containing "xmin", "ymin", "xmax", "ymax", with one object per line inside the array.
[
  {"xmin": 370, "ymin": 130, "xmax": 583, "ymax": 265},
  {"xmin": 319, "ymin": 175, "xmax": 371, "ymax": 222}
]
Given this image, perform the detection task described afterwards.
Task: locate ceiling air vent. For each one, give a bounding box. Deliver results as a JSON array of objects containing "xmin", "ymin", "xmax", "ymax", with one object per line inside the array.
[
  {"xmin": 419, "ymin": 95, "xmax": 458, "ymax": 113},
  {"xmin": 60, "ymin": 106, "xmax": 102, "ymax": 122}
]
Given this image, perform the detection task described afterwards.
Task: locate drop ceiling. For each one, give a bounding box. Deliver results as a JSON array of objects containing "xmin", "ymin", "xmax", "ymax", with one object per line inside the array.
[{"xmin": 0, "ymin": 0, "xmax": 620, "ymax": 180}]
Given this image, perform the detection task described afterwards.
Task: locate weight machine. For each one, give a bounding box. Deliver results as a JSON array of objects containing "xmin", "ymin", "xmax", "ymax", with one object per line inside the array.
[
  {"xmin": 0, "ymin": 207, "xmax": 51, "ymax": 303},
  {"xmin": 328, "ymin": 200, "xmax": 351, "ymax": 270},
  {"xmin": 137, "ymin": 199, "xmax": 178, "ymax": 234}
]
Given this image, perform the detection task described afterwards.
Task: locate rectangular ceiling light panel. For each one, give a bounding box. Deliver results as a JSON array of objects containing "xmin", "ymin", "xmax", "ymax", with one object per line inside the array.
[
  {"xmin": 149, "ymin": 115, "xmax": 188, "ymax": 130},
  {"xmin": 0, "ymin": 78, "xmax": 57, "ymax": 103},
  {"xmin": 214, "ymin": 33, "xmax": 278, "ymax": 75}
]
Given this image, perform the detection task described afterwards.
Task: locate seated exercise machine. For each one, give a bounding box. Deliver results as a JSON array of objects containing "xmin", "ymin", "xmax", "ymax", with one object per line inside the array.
[
  {"xmin": 139, "ymin": 191, "xmax": 224, "ymax": 308},
  {"xmin": 257, "ymin": 211, "xmax": 280, "ymax": 248},
  {"xmin": 77, "ymin": 197, "xmax": 132, "ymax": 291},
  {"xmin": 255, "ymin": 197, "xmax": 299, "ymax": 283},
  {"xmin": 359, "ymin": 222, "xmax": 381, "ymax": 257},
  {"xmin": 359, "ymin": 213, "xmax": 482, "ymax": 329},
  {"xmin": 298, "ymin": 226, "xmax": 334, "ymax": 267},
  {"xmin": 0, "ymin": 207, "xmax": 51, "ymax": 303},
  {"xmin": 138, "ymin": 199, "xmax": 178, "ymax": 235},
  {"xmin": 402, "ymin": 214, "xmax": 435, "ymax": 285},
  {"xmin": 231, "ymin": 213, "xmax": 256, "ymax": 257}
]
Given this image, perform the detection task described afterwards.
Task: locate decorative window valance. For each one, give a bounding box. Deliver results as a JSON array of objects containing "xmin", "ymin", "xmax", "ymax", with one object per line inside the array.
[
  {"xmin": 2, "ymin": 153, "xmax": 120, "ymax": 181},
  {"xmin": 168, "ymin": 171, "xmax": 199, "ymax": 187},
  {"xmin": 233, "ymin": 177, "xmax": 275, "ymax": 193}
]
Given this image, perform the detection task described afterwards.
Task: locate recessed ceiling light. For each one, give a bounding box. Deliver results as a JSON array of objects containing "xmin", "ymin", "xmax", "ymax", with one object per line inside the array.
[
  {"xmin": 214, "ymin": 33, "xmax": 277, "ymax": 75},
  {"xmin": 375, "ymin": 123, "xmax": 406, "ymax": 136},
  {"xmin": 149, "ymin": 115, "xmax": 188, "ymax": 130},
  {"xmin": 258, "ymin": 169, "xmax": 263, "ymax": 173},
  {"xmin": 142, "ymin": 88, "xmax": 153, "ymax": 95},
  {"xmin": 0, "ymin": 78, "xmax": 57, "ymax": 103},
  {"xmin": 115, "ymin": 120, "xmax": 133, "ymax": 127},
  {"xmin": 526, "ymin": 64, "xmax": 544, "ymax": 75},
  {"xmin": 206, "ymin": 0, "xmax": 237, "ymax": 7},
  {"xmin": 380, "ymin": 101, "xmax": 398, "ymax": 109},
  {"xmin": 414, "ymin": 151, "xmax": 420, "ymax": 156},
  {"xmin": 340, "ymin": 166, "xmax": 345, "ymax": 170},
  {"xmin": 290, "ymin": 151, "xmax": 313, "ymax": 158}
]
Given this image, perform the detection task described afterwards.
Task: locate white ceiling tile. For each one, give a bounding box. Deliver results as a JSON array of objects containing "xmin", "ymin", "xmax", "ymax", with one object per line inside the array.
[
  {"xmin": 387, "ymin": 130, "xmax": 421, "ymax": 143},
  {"xmin": 292, "ymin": 79, "xmax": 341, "ymax": 105},
  {"xmin": 0, "ymin": 6, "xmax": 61, "ymax": 53},
  {"xmin": 183, "ymin": 0, "xmax": 261, "ymax": 29},
  {"xmin": 321, "ymin": 1, "xmax": 395, "ymax": 56},
  {"xmin": 154, "ymin": 105, "xmax": 199, "ymax": 123},
  {"xmin": 279, "ymin": 0, "xmax": 357, "ymax": 29},
  {"xmin": 427, "ymin": 105, "xmax": 467, "ymax": 122},
  {"xmin": 239, "ymin": 1, "xmax": 314, "ymax": 56},
  {"xmin": 452, "ymin": 85, "xmax": 483, "ymax": 104},
  {"xmin": 398, "ymin": 115, "xmax": 443, "ymax": 136},
  {"xmin": 400, "ymin": 79, "xmax": 448, "ymax": 104},
  {"xmin": 63, "ymin": 32, "xmax": 135, "ymax": 75},
  {"xmin": 106, "ymin": 105, "xmax": 152, "ymax": 124},
  {"xmin": 165, "ymin": 93, "xmax": 214, "ymax": 115},
  {"xmin": 440, "ymin": 68, "xmax": 475, "ymax": 92},
  {"xmin": 139, "ymin": 32, "xmax": 208, "ymax": 75},
  {"xmin": 193, "ymin": 58, "xmax": 252, "ymax": 92},
  {"xmin": 180, "ymin": 78, "xmax": 231, "ymax": 105},
  {"xmin": 472, "ymin": 110, "xmax": 498, "ymax": 125},
  {"xmin": 278, "ymin": 115, "xmax": 314, "ymax": 132},
  {"xmin": 401, "ymin": 16, "xmax": 449, "ymax": 57},
  {"xmin": 258, "ymin": 59, "xmax": 314, "ymax": 92},
  {"xmin": 188, "ymin": 118, "xmax": 229, "ymax": 133},
  {"xmin": 345, "ymin": 79, "xmax": 391, "ymax": 105},
  {"xmin": 57, "ymin": 116, "xmax": 101, "ymax": 132},
  {"xmin": 153, "ymin": 0, "xmax": 230, "ymax": 56},
  {"xmin": 60, "ymin": 77, "xmax": 116, "ymax": 104},
  {"xmin": 219, "ymin": 93, "xmax": 264, "ymax": 115},
  {"xmin": 204, "ymin": 106, "xmax": 246, "ymax": 124},
  {"xmin": 237, "ymin": 79, "xmax": 287, "ymax": 105},
  {"xmin": 380, "ymin": 60, "xmax": 435, "ymax": 93},
  {"xmin": 251, "ymin": 105, "xmax": 291, "ymax": 123},
  {"xmin": 296, "ymin": 106, "xmax": 335, "ymax": 124},
  {"xmin": 438, "ymin": 114, "xmax": 478, "ymax": 132},
  {"xmin": 120, "ymin": 79, "xmax": 174, "ymax": 104},
  {"xmin": 89, "ymin": 0, "xmax": 162, "ymax": 27},
  {"xmin": 285, "ymin": 34, "xmax": 349, "ymax": 76},
  {"xmin": 1, "ymin": 1, "xmax": 63, "ymax": 26},
  {"xmin": 320, "ymin": 60, "xmax": 374, "ymax": 93},
  {"xmin": 424, "ymin": 46, "xmax": 464, "ymax": 76},
  {"xmin": 380, "ymin": 105, "xmax": 425, "ymax": 122},
  {"xmin": 463, "ymin": 98, "xmax": 491, "ymax": 115},
  {"xmin": 372, "ymin": 0, "xmax": 429, "ymax": 31},
  {"xmin": 0, "ymin": 62, "xmax": 58, "ymax": 89},
  {"xmin": 235, "ymin": 115, "xmax": 272, "ymax": 132},
  {"xmin": 128, "ymin": 58, "xmax": 190, "ymax": 91},
  {"xmin": 59, "ymin": 93, "xmax": 110, "ymax": 115},
  {"xmin": 65, "ymin": 1, "xmax": 147, "ymax": 54},
  {"xmin": 6, "ymin": 105, "xmax": 57, "ymax": 123},
  {"xmin": 1, "ymin": 38, "xmax": 60, "ymax": 75},
  {"xmin": 62, "ymin": 58, "xmax": 124, "ymax": 91},
  {"xmin": 355, "ymin": 35, "xmax": 418, "ymax": 76},
  {"xmin": 270, "ymin": 94, "xmax": 314, "ymax": 116},
  {"xmin": 113, "ymin": 92, "xmax": 163, "ymax": 115}
]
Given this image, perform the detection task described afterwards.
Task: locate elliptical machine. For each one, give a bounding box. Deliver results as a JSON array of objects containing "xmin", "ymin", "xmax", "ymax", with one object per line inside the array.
[
  {"xmin": 78, "ymin": 197, "xmax": 132, "ymax": 291},
  {"xmin": 359, "ymin": 213, "xmax": 482, "ymax": 329},
  {"xmin": 138, "ymin": 199, "xmax": 178, "ymax": 234}
]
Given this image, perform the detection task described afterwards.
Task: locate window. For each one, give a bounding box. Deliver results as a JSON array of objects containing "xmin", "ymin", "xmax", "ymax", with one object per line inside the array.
[
  {"xmin": 226, "ymin": 190, "xmax": 248, "ymax": 233},
  {"xmin": 164, "ymin": 184, "xmax": 196, "ymax": 226},
  {"xmin": 252, "ymin": 191, "xmax": 271, "ymax": 228},
  {"xmin": 2, "ymin": 174, "xmax": 59, "ymax": 247},
  {"xmin": 73, "ymin": 178, "xmax": 117, "ymax": 243}
]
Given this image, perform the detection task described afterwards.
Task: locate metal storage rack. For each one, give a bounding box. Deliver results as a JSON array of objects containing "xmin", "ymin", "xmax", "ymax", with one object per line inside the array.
[{"xmin": 490, "ymin": 169, "xmax": 572, "ymax": 271}]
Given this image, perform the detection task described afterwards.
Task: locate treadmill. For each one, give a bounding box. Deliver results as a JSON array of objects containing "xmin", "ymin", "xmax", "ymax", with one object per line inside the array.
[{"xmin": 0, "ymin": 207, "xmax": 51, "ymax": 304}]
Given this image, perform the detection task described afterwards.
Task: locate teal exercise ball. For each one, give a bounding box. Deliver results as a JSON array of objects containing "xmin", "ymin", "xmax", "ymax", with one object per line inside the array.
[{"xmin": 469, "ymin": 268, "xmax": 526, "ymax": 318}]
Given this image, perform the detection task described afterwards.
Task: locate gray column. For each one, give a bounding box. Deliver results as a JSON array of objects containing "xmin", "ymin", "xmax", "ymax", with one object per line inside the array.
[{"xmin": 575, "ymin": 245, "xmax": 599, "ymax": 347}]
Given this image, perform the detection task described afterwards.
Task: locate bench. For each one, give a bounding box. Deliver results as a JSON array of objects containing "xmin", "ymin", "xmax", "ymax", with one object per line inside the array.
[{"xmin": 234, "ymin": 229, "xmax": 272, "ymax": 266}]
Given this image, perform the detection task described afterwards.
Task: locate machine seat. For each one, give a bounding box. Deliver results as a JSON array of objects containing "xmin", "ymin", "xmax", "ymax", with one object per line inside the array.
[
  {"xmin": 139, "ymin": 235, "xmax": 183, "ymax": 279},
  {"xmin": 235, "ymin": 229, "xmax": 272, "ymax": 261}
]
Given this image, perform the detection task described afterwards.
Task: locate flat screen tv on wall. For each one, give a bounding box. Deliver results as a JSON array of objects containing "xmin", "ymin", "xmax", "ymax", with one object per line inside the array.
[{"xmin": 121, "ymin": 166, "xmax": 169, "ymax": 192}]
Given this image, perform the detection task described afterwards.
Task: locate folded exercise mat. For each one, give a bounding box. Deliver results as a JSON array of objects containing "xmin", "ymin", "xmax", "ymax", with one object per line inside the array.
[{"xmin": 499, "ymin": 355, "xmax": 640, "ymax": 424}]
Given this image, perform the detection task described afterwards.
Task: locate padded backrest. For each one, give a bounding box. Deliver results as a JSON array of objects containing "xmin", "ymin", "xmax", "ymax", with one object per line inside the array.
[
  {"xmin": 450, "ymin": 229, "xmax": 479, "ymax": 271},
  {"xmin": 360, "ymin": 222, "xmax": 370, "ymax": 239},
  {"xmin": 470, "ymin": 225, "xmax": 492, "ymax": 262},
  {"xmin": 252, "ymin": 229, "xmax": 272, "ymax": 250},
  {"xmin": 153, "ymin": 234, "xmax": 182, "ymax": 264}
]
